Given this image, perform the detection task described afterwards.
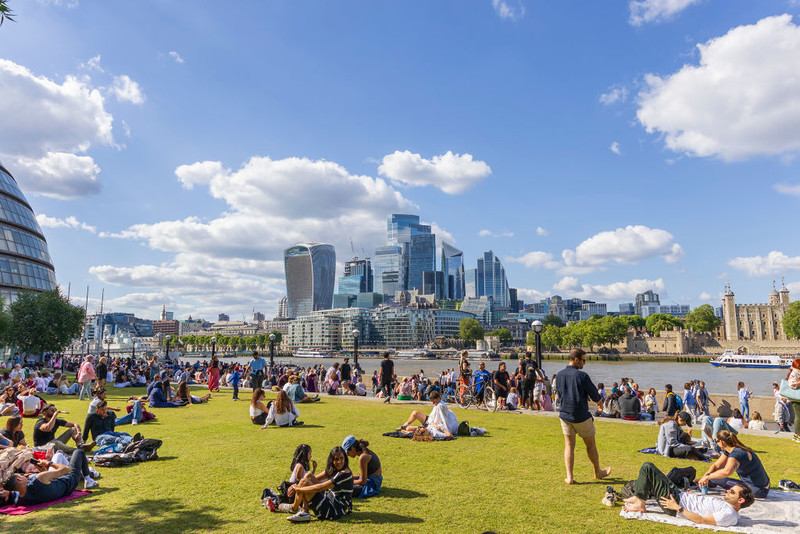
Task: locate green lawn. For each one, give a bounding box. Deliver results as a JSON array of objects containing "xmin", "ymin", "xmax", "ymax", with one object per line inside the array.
[{"xmin": 5, "ymin": 387, "xmax": 799, "ymax": 533}]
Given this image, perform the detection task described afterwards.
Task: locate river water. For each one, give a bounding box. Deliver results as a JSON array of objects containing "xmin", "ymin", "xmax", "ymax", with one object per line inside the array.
[{"xmin": 181, "ymin": 356, "xmax": 786, "ymax": 396}]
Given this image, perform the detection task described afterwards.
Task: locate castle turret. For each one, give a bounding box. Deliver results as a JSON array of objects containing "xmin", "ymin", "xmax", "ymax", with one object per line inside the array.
[
  {"xmin": 722, "ymin": 283, "xmax": 737, "ymax": 341},
  {"xmin": 779, "ymin": 278, "xmax": 791, "ymax": 306}
]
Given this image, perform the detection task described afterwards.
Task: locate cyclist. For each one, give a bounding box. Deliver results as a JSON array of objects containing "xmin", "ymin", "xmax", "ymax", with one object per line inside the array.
[{"xmin": 472, "ymin": 362, "xmax": 492, "ymax": 407}]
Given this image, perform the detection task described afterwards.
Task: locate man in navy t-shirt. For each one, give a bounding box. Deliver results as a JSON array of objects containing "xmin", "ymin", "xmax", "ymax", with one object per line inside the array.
[{"xmin": 555, "ymin": 348, "xmax": 611, "ymax": 485}]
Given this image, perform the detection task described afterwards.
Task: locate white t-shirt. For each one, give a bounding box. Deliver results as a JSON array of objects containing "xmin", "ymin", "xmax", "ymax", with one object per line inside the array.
[
  {"xmin": 679, "ymin": 493, "xmax": 739, "ymax": 527},
  {"xmin": 507, "ymin": 392, "xmax": 519, "ymax": 409}
]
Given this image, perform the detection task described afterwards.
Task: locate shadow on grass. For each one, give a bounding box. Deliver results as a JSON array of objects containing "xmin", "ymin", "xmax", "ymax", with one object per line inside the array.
[
  {"xmin": 380, "ymin": 487, "xmax": 427, "ymax": 499},
  {"xmin": 343, "ymin": 511, "xmax": 424, "ymax": 524}
]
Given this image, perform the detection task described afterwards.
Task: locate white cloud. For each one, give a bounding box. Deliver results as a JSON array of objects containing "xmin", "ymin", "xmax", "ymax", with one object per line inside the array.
[
  {"xmin": 168, "ymin": 51, "xmax": 184, "ymax": 64},
  {"xmin": 552, "ymin": 276, "xmax": 666, "ymax": 300},
  {"xmin": 492, "ymin": 0, "xmax": 525, "ymax": 21},
  {"xmin": 610, "ymin": 142, "xmax": 622, "ymax": 155},
  {"xmin": 175, "ymin": 161, "xmax": 226, "ymax": 190},
  {"xmin": 599, "ymin": 86, "xmax": 628, "ymax": 105},
  {"xmin": 536, "ymin": 226, "xmax": 548, "ymax": 236},
  {"xmin": 628, "ymin": 0, "xmax": 702, "ymax": 26},
  {"xmin": 110, "ymin": 74, "xmax": 145, "ymax": 105},
  {"xmin": 774, "ymin": 182, "xmax": 800, "ymax": 197},
  {"xmin": 637, "ymin": 15, "xmax": 800, "ymax": 161},
  {"xmin": 561, "ymin": 225, "xmax": 684, "ymax": 273},
  {"xmin": 728, "ymin": 251, "xmax": 800, "ymax": 277},
  {"xmin": 0, "ymin": 59, "xmax": 115, "ymax": 198},
  {"xmin": 427, "ymin": 222, "xmax": 455, "ymax": 246},
  {"xmin": 81, "ymin": 55, "xmax": 104, "ymax": 73},
  {"xmin": 698, "ymin": 291, "xmax": 722, "ymax": 301},
  {"xmin": 506, "ymin": 251, "xmax": 560, "ymax": 270},
  {"xmin": 478, "ymin": 229, "xmax": 514, "ymax": 238},
  {"xmin": 378, "ymin": 150, "xmax": 491, "ymax": 194},
  {"xmin": 36, "ymin": 214, "xmax": 97, "ymax": 233},
  {"xmin": 516, "ymin": 287, "xmax": 548, "ymax": 303},
  {"xmin": 37, "ymin": 0, "xmax": 79, "ymax": 8}
]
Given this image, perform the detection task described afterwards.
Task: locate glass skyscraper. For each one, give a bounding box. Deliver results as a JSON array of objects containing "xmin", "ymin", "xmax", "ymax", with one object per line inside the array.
[
  {"xmin": 441, "ymin": 242, "xmax": 465, "ymax": 300},
  {"xmin": 407, "ymin": 233, "xmax": 435, "ymax": 291},
  {"xmin": 283, "ymin": 243, "xmax": 335, "ymax": 318},
  {"xmin": 373, "ymin": 244, "xmax": 404, "ymax": 297},
  {"xmin": 0, "ymin": 162, "xmax": 58, "ymax": 302},
  {"xmin": 342, "ymin": 257, "xmax": 373, "ymax": 293},
  {"xmin": 378, "ymin": 214, "xmax": 434, "ymax": 294},
  {"xmin": 476, "ymin": 251, "xmax": 510, "ymax": 308}
]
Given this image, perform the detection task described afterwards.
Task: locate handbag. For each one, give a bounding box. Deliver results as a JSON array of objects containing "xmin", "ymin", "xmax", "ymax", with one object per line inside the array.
[{"xmin": 779, "ymin": 380, "xmax": 800, "ymax": 402}]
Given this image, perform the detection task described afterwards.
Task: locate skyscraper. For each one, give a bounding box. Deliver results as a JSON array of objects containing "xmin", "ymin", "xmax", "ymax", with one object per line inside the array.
[
  {"xmin": 284, "ymin": 243, "xmax": 336, "ymax": 318},
  {"xmin": 407, "ymin": 233, "xmax": 435, "ymax": 290},
  {"xmin": 465, "ymin": 268, "xmax": 477, "ymax": 299},
  {"xmin": 441, "ymin": 242, "xmax": 465, "ymax": 300},
  {"xmin": 373, "ymin": 244, "xmax": 404, "ymax": 297},
  {"xmin": 375, "ymin": 214, "xmax": 435, "ymax": 296},
  {"xmin": 342, "ymin": 257, "xmax": 373, "ymax": 293},
  {"xmin": 476, "ymin": 251, "xmax": 510, "ymax": 308},
  {"xmin": 422, "ymin": 270, "xmax": 445, "ymax": 300}
]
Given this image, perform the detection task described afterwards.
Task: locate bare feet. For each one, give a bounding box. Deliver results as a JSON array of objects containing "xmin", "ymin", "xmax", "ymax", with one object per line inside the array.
[
  {"xmin": 564, "ymin": 477, "xmax": 574, "ymax": 485},
  {"xmin": 622, "ymin": 495, "xmax": 646, "ymax": 513},
  {"xmin": 594, "ymin": 467, "xmax": 612, "ymax": 479}
]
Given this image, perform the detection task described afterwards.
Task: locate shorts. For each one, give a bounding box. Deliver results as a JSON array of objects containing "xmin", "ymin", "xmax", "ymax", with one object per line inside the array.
[
  {"xmin": 533, "ymin": 384, "xmax": 543, "ymax": 400},
  {"xmin": 560, "ymin": 417, "xmax": 596, "ymax": 438}
]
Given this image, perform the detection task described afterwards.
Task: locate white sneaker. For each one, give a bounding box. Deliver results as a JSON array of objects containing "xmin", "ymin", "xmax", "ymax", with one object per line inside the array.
[
  {"xmin": 84, "ymin": 478, "xmax": 99, "ymax": 489},
  {"xmin": 287, "ymin": 511, "xmax": 311, "ymax": 522},
  {"xmin": 132, "ymin": 420, "xmax": 138, "ymax": 425},
  {"xmin": 89, "ymin": 467, "xmax": 101, "ymax": 479}
]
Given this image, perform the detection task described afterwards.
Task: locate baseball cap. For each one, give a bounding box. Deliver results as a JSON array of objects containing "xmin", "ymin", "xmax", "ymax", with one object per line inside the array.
[{"xmin": 342, "ymin": 435, "xmax": 356, "ymax": 452}]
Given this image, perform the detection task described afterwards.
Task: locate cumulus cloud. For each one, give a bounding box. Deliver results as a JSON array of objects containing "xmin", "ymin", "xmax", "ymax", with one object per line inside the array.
[
  {"xmin": 610, "ymin": 142, "xmax": 622, "ymax": 155},
  {"xmin": 36, "ymin": 214, "xmax": 97, "ymax": 233},
  {"xmin": 478, "ymin": 229, "xmax": 514, "ymax": 238},
  {"xmin": 427, "ymin": 222, "xmax": 455, "ymax": 246},
  {"xmin": 516, "ymin": 287, "xmax": 548, "ymax": 303},
  {"xmin": 599, "ymin": 86, "xmax": 628, "ymax": 105},
  {"xmin": 637, "ymin": 15, "xmax": 800, "ymax": 161},
  {"xmin": 774, "ymin": 182, "xmax": 800, "ymax": 197},
  {"xmin": 628, "ymin": 0, "xmax": 702, "ymax": 26},
  {"xmin": 81, "ymin": 55, "xmax": 104, "ymax": 72},
  {"xmin": 378, "ymin": 150, "xmax": 491, "ymax": 194},
  {"xmin": 552, "ymin": 276, "xmax": 665, "ymax": 300},
  {"xmin": 110, "ymin": 74, "xmax": 145, "ymax": 105},
  {"xmin": 168, "ymin": 51, "xmax": 184, "ymax": 64},
  {"xmin": 0, "ymin": 59, "xmax": 115, "ymax": 198},
  {"xmin": 728, "ymin": 251, "xmax": 800, "ymax": 277},
  {"xmin": 561, "ymin": 225, "xmax": 684, "ymax": 273},
  {"xmin": 492, "ymin": 0, "xmax": 525, "ymax": 21},
  {"xmin": 175, "ymin": 161, "xmax": 226, "ymax": 190},
  {"xmin": 536, "ymin": 227, "xmax": 548, "ymax": 236},
  {"xmin": 506, "ymin": 251, "xmax": 560, "ymax": 270}
]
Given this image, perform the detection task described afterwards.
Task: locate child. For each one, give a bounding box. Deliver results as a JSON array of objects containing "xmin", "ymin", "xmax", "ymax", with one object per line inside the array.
[
  {"xmin": 506, "ymin": 386, "xmax": 519, "ymax": 410},
  {"xmin": 285, "ymin": 446, "xmax": 353, "ymax": 523},
  {"xmin": 230, "ymin": 366, "xmax": 241, "ymax": 401}
]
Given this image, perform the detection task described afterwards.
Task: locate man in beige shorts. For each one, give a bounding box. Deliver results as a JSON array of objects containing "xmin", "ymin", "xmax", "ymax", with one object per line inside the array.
[{"xmin": 555, "ymin": 348, "xmax": 611, "ymax": 484}]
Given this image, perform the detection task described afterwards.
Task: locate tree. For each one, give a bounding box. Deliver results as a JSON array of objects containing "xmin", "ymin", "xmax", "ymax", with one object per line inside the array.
[
  {"xmin": 685, "ymin": 304, "xmax": 721, "ymax": 332},
  {"xmin": 269, "ymin": 330, "xmax": 283, "ymax": 345},
  {"xmin": 488, "ymin": 328, "xmax": 513, "ymax": 344},
  {"xmin": 7, "ymin": 290, "xmax": 85, "ymax": 355},
  {"xmin": 620, "ymin": 315, "xmax": 646, "ymax": 328},
  {"xmin": 0, "ymin": 298, "xmax": 11, "ymax": 345},
  {"xmin": 459, "ymin": 318, "xmax": 484, "ymax": 347},
  {"xmin": 645, "ymin": 313, "xmax": 683, "ymax": 337},
  {"xmin": 0, "ymin": 1, "xmax": 15, "ymax": 26},
  {"xmin": 539, "ymin": 324, "xmax": 562, "ymax": 351},
  {"xmin": 783, "ymin": 301, "xmax": 800, "ymax": 339},
  {"xmin": 543, "ymin": 314, "xmax": 565, "ymax": 328}
]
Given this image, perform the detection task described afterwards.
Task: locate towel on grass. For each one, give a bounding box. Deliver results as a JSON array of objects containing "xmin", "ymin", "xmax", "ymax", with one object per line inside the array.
[
  {"xmin": 382, "ymin": 431, "xmax": 455, "ymax": 441},
  {"xmin": 638, "ymin": 447, "xmax": 710, "ymax": 462},
  {"xmin": 620, "ymin": 489, "xmax": 800, "ymax": 533},
  {"xmin": 0, "ymin": 490, "xmax": 91, "ymax": 515}
]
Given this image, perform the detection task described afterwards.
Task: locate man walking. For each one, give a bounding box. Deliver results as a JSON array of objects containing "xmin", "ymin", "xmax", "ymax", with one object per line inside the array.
[
  {"xmin": 555, "ymin": 348, "xmax": 611, "ymax": 484},
  {"xmin": 695, "ymin": 381, "xmax": 715, "ymax": 417},
  {"xmin": 379, "ymin": 352, "xmax": 394, "ymax": 403},
  {"xmin": 246, "ymin": 351, "xmax": 266, "ymax": 390}
]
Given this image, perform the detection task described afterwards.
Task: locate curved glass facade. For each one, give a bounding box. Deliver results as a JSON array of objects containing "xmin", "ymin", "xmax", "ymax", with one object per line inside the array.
[
  {"xmin": 284, "ymin": 243, "xmax": 335, "ymax": 318},
  {"xmin": 0, "ymin": 164, "xmax": 58, "ymax": 301}
]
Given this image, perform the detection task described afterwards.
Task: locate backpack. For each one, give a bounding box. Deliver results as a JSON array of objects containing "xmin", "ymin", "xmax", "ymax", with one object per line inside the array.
[
  {"xmin": 672, "ymin": 392, "xmax": 683, "ymax": 410},
  {"xmin": 457, "ymin": 420, "xmax": 471, "ymax": 437},
  {"xmin": 666, "ymin": 466, "xmax": 696, "ymax": 489},
  {"xmin": 525, "ymin": 362, "xmax": 537, "ymax": 381}
]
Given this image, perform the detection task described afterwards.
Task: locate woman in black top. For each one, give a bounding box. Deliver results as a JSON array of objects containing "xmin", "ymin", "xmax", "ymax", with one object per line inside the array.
[
  {"xmin": 342, "ymin": 436, "xmax": 382, "ymax": 498},
  {"xmin": 0, "ymin": 415, "xmax": 26, "ymax": 447},
  {"xmin": 459, "ymin": 351, "xmax": 471, "ymax": 386}
]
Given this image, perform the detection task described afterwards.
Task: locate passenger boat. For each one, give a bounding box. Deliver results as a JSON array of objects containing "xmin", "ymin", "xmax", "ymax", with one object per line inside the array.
[
  {"xmin": 292, "ymin": 348, "xmax": 333, "ymax": 358},
  {"xmin": 709, "ymin": 349, "xmax": 794, "ymax": 369},
  {"xmin": 396, "ymin": 349, "xmax": 436, "ymax": 359}
]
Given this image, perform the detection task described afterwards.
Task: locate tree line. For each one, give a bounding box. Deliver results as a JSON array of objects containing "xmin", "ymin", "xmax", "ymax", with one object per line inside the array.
[{"xmin": 178, "ymin": 332, "xmax": 283, "ymax": 353}]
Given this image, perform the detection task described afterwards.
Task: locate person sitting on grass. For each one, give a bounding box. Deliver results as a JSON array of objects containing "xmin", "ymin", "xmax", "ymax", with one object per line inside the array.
[
  {"xmin": 0, "ymin": 416, "xmax": 27, "ymax": 447},
  {"xmin": 698, "ymin": 430, "xmax": 771, "ymax": 498},
  {"xmin": 284, "ymin": 444, "xmax": 317, "ymax": 499},
  {"xmin": 622, "ymin": 461, "xmax": 754, "ymax": 527},
  {"xmin": 656, "ymin": 412, "xmax": 695, "ymax": 458},
  {"xmin": 17, "ymin": 387, "xmax": 46, "ymax": 417},
  {"xmin": 176, "ymin": 381, "xmax": 212, "ymax": 404},
  {"xmin": 396, "ymin": 391, "xmax": 458, "ymax": 439},
  {"xmin": 284, "ymin": 375, "xmax": 319, "ymax": 404},
  {"xmin": 0, "ymin": 386, "xmax": 20, "ymax": 416},
  {"xmin": 82, "ymin": 400, "xmax": 141, "ymax": 448},
  {"xmin": 250, "ymin": 388, "xmax": 269, "ymax": 425},
  {"xmin": 506, "ymin": 386, "xmax": 520, "ymax": 410},
  {"xmin": 260, "ymin": 390, "xmax": 302, "ymax": 428},
  {"xmin": 342, "ymin": 435, "xmax": 382, "ymax": 498},
  {"xmin": 0, "ymin": 449, "xmax": 101, "ymax": 504},
  {"xmin": 727, "ymin": 409, "xmax": 748, "ymax": 430},
  {"xmin": 33, "ymin": 404, "xmax": 94, "ymax": 454},
  {"xmin": 748, "ymin": 411, "xmax": 766, "ymax": 431},
  {"xmin": 283, "ymin": 446, "xmax": 353, "ymax": 523},
  {"xmin": 143, "ymin": 381, "xmax": 185, "ymax": 408}
]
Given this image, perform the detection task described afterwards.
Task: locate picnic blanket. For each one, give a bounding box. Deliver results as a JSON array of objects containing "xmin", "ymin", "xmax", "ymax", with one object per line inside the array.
[
  {"xmin": 0, "ymin": 490, "xmax": 91, "ymax": 515},
  {"xmin": 620, "ymin": 489, "xmax": 800, "ymax": 533},
  {"xmin": 382, "ymin": 431, "xmax": 456, "ymax": 441},
  {"xmin": 638, "ymin": 447, "xmax": 710, "ymax": 462}
]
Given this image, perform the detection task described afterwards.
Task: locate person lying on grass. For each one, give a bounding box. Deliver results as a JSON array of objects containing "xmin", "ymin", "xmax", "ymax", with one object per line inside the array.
[
  {"xmin": 342, "ymin": 435, "xmax": 382, "ymax": 498},
  {"xmin": 623, "ymin": 461, "xmax": 754, "ymax": 527},
  {"xmin": 175, "ymin": 381, "xmax": 212, "ymax": 404},
  {"xmin": 260, "ymin": 390, "xmax": 303, "ymax": 428},
  {"xmin": 0, "ymin": 449, "xmax": 101, "ymax": 505},
  {"xmin": 396, "ymin": 391, "xmax": 458, "ymax": 439},
  {"xmin": 282, "ymin": 446, "xmax": 353, "ymax": 523}
]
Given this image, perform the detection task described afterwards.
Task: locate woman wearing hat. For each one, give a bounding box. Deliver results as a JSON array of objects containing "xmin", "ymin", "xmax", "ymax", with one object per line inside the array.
[
  {"xmin": 656, "ymin": 412, "xmax": 694, "ymax": 458},
  {"xmin": 342, "ymin": 435, "xmax": 382, "ymax": 498}
]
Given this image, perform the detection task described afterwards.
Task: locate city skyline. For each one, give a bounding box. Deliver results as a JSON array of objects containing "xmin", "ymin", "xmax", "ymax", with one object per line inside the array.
[{"xmin": 3, "ymin": 2, "xmax": 800, "ymax": 319}]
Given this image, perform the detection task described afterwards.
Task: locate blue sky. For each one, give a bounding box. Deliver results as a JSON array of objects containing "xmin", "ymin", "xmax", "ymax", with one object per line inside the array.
[{"xmin": 3, "ymin": 0, "xmax": 800, "ymax": 320}]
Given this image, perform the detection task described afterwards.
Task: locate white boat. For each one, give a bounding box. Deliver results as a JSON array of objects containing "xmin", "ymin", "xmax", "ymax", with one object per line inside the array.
[
  {"xmin": 292, "ymin": 348, "xmax": 333, "ymax": 358},
  {"xmin": 709, "ymin": 349, "xmax": 794, "ymax": 369},
  {"xmin": 396, "ymin": 349, "xmax": 436, "ymax": 359}
]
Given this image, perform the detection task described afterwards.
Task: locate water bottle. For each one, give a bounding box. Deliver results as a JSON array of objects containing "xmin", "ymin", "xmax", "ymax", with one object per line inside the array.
[{"xmin": 701, "ymin": 485, "xmax": 708, "ymax": 496}]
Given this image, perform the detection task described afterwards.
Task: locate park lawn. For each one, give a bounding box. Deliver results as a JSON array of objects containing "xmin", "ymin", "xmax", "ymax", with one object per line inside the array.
[{"xmin": 5, "ymin": 387, "xmax": 799, "ymax": 534}]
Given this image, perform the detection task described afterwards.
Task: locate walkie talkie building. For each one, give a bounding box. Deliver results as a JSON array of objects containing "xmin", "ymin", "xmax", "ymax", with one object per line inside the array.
[{"xmin": 283, "ymin": 243, "xmax": 335, "ymax": 318}]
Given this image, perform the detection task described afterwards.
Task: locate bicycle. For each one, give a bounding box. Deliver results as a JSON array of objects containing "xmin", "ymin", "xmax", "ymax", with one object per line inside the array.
[{"xmin": 455, "ymin": 377, "xmax": 497, "ymax": 411}]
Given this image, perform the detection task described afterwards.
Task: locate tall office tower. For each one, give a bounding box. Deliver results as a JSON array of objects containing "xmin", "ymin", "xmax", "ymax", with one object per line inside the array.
[
  {"xmin": 465, "ymin": 268, "xmax": 477, "ymax": 298},
  {"xmin": 385, "ymin": 214, "xmax": 433, "ymax": 291},
  {"xmin": 284, "ymin": 243, "xmax": 336, "ymax": 318},
  {"xmin": 422, "ymin": 270, "xmax": 445, "ymax": 300},
  {"xmin": 342, "ymin": 257, "xmax": 373, "ymax": 293},
  {"xmin": 373, "ymin": 244, "xmax": 404, "ymax": 296},
  {"xmin": 509, "ymin": 288, "xmax": 519, "ymax": 312},
  {"xmin": 441, "ymin": 242, "xmax": 465, "ymax": 300},
  {"xmin": 476, "ymin": 251, "xmax": 510, "ymax": 308},
  {"xmin": 407, "ymin": 233, "xmax": 435, "ymax": 290}
]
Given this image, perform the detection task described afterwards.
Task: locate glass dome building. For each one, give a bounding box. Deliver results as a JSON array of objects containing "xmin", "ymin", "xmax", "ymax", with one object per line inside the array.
[{"xmin": 0, "ymin": 161, "xmax": 58, "ymax": 302}]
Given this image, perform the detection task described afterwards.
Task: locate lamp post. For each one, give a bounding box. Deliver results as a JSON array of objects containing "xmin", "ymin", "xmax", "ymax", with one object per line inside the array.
[
  {"xmin": 132, "ymin": 338, "xmax": 136, "ymax": 360},
  {"xmin": 106, "ymin": 338, "xmax": 112, "ymax": 359},
  {"xmin": 211, "ymin": 336, "xmax": 217, "ymax": 360},
  {"xmin": 269, "ymin": 333, "xmax": 276, "ymax": 371},
  {"xmin": 165, "ymin": 335, "xmax": 171, "ymax": 362},
  {"xmin": 352, "ymin": 328, "xmax": 361, "ymax": 373},
  {"xmin": 532, "ymin": 320, "xmax": 544, "ymax": 369}
]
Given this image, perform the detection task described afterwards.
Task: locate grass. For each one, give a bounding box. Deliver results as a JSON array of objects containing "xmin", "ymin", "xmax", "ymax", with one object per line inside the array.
[{"xmin": 5, "ymin": 387, "xmax": 799, "ymax": 533}]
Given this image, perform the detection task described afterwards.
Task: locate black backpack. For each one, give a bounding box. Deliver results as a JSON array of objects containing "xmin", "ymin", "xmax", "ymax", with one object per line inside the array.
[{"xmin": 666, "ymin": 466, "xmax": 696, "ymax": 490}]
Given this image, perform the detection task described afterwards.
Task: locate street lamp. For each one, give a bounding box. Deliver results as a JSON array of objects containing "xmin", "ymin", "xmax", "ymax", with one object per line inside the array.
[
  {"xmin": 165, "ymin": 335, "xmax": 171, "ymax": 362},
  {"xmin": 352, "ymin": 328, "xmax": 361, "ymax": 372},
  {"xmin": 532, "ymin": 320, "xmax": 544, "ymax": 369},
  {"xmin": 269, "ymin": 333, "xmax": 276, "ymax": 371},
  {"xmin": 132, "ymin": 338, "xmax": 136, "ymax": 360},
  {"xmin": 211, "ymin": 336, "xmax": 217, "ymax": 360},
  {"xmin": 106, "ymin": 338, "xmax": 112, "ymax": 359}
]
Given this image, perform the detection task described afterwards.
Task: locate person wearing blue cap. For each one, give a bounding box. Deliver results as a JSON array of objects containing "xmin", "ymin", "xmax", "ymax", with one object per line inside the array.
[{"xmin": 342, "ymin": 435, "xmax": 382, "ymax": 498}]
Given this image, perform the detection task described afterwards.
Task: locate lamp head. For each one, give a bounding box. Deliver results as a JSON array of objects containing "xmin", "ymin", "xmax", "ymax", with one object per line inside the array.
[
  {"xmin": 211, "ymin": 336, "xmax": 217, "ymax": 343},
  {"xmin": 352, "ymin": 329, "xmax": 360, "ymax": 339},
  {"xmin": 532, "ymin": 320, "xmax": 543, "ymax": 333},
  {"xmin": 166, "ymin": 335, "xmax": 171, "ymax": 341},
  {"xmin": 269, "ymin": 333, "xmax": 276, "ymax": 341}
]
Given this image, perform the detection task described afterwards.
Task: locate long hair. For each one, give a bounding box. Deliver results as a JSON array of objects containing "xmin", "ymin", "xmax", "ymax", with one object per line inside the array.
[
  {"xmin": 5, "ymin": 415, "xmax": 21, "ymax": 435},
  {"xmin": 731, "ymin": 408, "xmax": 744, "ymax": 420},
  {"xmin": 274, "ymin": 390, "xmax": 293, "ymax": 414},
  {"xmin": 291, "ymin": 444, "xmax": 311, "ymax": 473},
  {"xmin": 715, "ymin": 430, "xmax": 753, "ymax": 453},
  {"xmin": 250, "ymin": 387, "xmax": 264, "ymax": 407},
  {"xmin": 324, "ymin": 446, "xmax": 349, "ymax": 479},
  {"xmin": 350, "ymin": 439, "xmax": 370, "ymax": 455},
  {"xmin": 658, "ymin": 413, "xmax": 680, "ymax": 426},
  {"xmin": 176, "ymin": 382, "xmax": 189, "ymax": 401}
]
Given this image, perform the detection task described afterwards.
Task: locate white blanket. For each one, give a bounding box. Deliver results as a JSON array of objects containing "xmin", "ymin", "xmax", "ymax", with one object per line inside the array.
[{"xmin": 620, "ymin": 489, "xmax": 800, "ymax": 533}]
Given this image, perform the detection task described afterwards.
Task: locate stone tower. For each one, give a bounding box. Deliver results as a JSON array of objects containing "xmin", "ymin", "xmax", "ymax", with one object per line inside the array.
[
  {"xmin": 722, "ymin": 283, "xmax": 737, "ymax": 341},
  {"xmin": 780, "ymin": 278, "xmax": 791, "ymax": 306}
]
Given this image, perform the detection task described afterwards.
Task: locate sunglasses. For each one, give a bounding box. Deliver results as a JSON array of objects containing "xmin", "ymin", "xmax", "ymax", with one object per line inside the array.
[{"xmin": 726, "ymin": 487, "xmax": 741, "ymax": 496}]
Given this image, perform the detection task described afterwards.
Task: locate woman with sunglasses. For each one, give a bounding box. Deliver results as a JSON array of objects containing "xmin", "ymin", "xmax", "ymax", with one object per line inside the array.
[{"xmin": 697, "ymin": 430, "xmax": 770, "ymax": 498}]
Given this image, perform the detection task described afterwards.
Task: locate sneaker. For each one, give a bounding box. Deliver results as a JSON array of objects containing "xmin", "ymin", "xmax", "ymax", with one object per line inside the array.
[
  {"xmin": 277, "ymin": 503, "xmax": 294, "ymax": 513},
  {"xmin": 602, "ymin": 486, "xmax": 617, "ymax": 507},
  {"xmin": 131, "ymin": 419, "xmax": 138, "ymax": 425},
  {"xmin": 793, "ymin": 434, "xmax": 800, "ymax": 443},
  {"xmin": 84, "ymin": 478, "xmax": 99, "ymax": 490},
  {"xmin": 232, "ymin": 398, "xmax": 239, "ymax": 401},
  {"xmin": 395, "ymin": 423, "xmax": 408, "ymax": 431},
  {"xmin": 779, "ymin": 479, "xmax": 800, "ymax": 491},
  {"xmin": 287, "ymin": 511, "xmax": 311, "ymax": 523},
  {"xmin": 88, "ymin": 467, "xmax": 101, "ymax": 479},
  {"xmin": 384, "ymin": 397, "xmax": 391, "ymax": 403},
  {"xmin": 292, "ymin": 420, "xmax": 304, "ymax": 426}
]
